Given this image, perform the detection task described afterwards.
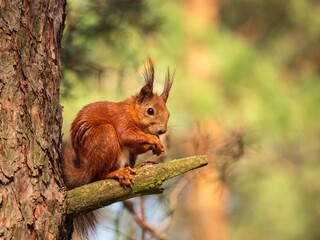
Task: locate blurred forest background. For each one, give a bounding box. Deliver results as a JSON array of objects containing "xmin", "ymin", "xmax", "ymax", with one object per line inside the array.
[{"xmin": 60, "ymin": 0, "xmax": 320, "ymax": 239}]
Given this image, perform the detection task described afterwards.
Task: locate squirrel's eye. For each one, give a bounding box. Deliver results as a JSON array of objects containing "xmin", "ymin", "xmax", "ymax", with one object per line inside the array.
[{"xmin": 147, "ymin": 108, "xmax": 154, "ymax": 115}]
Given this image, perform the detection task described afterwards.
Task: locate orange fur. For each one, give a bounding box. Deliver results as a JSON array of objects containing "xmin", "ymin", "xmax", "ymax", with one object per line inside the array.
[{"xmin": 61, "ymin": 60, "xmax": 174, "ymax": 239}]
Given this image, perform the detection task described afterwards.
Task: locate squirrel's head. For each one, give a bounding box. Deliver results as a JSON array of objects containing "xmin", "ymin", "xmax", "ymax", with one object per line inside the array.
[{"xmin": 134, "ymin": 59, "xmax": 174, "ymax": 136}]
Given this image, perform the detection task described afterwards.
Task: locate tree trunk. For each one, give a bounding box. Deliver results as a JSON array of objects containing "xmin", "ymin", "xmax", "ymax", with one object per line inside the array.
[{"xmin": 0, "ymin": 0, "xmax": 66, "ymax": 239}]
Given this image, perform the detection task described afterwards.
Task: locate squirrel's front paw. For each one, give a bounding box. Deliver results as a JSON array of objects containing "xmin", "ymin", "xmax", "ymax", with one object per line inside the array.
[{"xmin": 152, "ymin": 137, "xmax": 165, "ymax": 156}]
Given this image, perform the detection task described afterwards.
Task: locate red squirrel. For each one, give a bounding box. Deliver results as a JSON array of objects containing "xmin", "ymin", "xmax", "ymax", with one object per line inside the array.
[{"xmin": 62, "ymin": 60, "xmax": 174, "ymax": 190}]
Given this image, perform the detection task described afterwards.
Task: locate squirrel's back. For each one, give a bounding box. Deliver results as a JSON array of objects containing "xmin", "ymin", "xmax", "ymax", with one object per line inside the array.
[{"xmin": 62, "ymin": 100, "xmax": 130, "ymax": 189}]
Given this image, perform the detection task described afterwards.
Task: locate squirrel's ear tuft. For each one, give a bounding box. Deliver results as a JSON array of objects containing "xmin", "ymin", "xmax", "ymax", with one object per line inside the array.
[
  {"xmin": 161, "ymin": 68, "xmax": 174, "ymax": 103},
  {"xmin": 138, "ymin": 58, "xmax": 154, "ymax": 103}
]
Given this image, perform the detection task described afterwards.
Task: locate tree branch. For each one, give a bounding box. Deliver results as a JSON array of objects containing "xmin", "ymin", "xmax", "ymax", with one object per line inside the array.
[{"xmin": 66, "ymin": 155, "xmax": 208, "ymax": 218}]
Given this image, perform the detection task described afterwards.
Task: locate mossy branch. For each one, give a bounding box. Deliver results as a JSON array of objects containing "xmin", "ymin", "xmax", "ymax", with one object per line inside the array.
[{"xmin": 66, "ymin": 155, "xmax": 208, "ymax": 218}]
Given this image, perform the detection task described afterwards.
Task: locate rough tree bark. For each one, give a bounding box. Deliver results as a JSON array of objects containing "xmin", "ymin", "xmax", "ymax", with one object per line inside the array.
[{"xmin": 0, "ymin": 0, "xmax": 66, "ymax": 239}]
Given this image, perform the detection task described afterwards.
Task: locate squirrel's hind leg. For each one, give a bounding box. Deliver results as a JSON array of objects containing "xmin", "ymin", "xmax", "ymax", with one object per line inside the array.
[{"xmin": 102, "ymin": 166, "xmax": 136, "ymax": 187}]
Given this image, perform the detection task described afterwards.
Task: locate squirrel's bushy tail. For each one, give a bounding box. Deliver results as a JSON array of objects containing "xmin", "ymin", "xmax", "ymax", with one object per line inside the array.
[
  {"xmin": 71, "ymin": 211, "xmax": 99, "ymax": 240},
  {"xmin": 62, "ymin": 141, "xmax": 91, "ymax": 189},
  {"xmin": 62, "ymin": 141, "xmax": 98, "ymax": 240}
]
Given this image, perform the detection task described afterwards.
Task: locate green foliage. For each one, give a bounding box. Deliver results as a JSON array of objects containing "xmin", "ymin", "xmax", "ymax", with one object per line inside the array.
[
  {"xmin": 61, "ymin": 0, "xmax": 163, "ymax": 99},
  {"xmin": 61, "ymin": 0, "xmax": 320, "ymax": 239}
]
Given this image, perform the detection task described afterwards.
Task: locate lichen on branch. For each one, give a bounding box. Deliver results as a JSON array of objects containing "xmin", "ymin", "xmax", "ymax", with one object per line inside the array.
[{"xmin": 66, "ymin": 155, "xmax": 208, "ymax": 217}]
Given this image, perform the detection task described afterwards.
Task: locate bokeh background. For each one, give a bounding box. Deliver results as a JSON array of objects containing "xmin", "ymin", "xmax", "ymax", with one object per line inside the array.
[{"xmin": 61, "ymin": 1, "xmax": 320, "ymax": 239}]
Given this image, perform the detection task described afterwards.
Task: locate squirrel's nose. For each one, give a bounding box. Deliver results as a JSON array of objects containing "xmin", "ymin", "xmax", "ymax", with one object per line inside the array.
[{"xmin": 158, "ymin": 129, "xmax": 166, "ymax": 135}]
